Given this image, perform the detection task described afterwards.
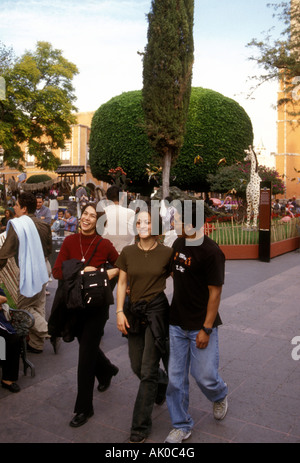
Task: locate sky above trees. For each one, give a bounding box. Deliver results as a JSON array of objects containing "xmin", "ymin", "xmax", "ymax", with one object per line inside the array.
[{"xmin": 0, "ymin": 0, "xmax": 284, "ymax": 152}]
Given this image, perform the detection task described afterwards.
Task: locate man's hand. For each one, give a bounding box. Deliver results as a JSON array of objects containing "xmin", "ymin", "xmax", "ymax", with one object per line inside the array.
[{"xmin": 196, "ymin": 329, "xmax": 210, "ymax": 349}]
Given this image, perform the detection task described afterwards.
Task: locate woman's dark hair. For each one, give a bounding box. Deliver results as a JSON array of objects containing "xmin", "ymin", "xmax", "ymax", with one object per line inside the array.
[
  {"xmin": 134, "ymin": 204, "xmax": 162, "ymax": 237},
  {"xmin": 5, "ymin": 208, "xmax": 15, "ymax": 218},
  {"xmin": 81, "ymin": 203, "xmax": 102, "ymax": 221},
  {"xmin": 81, "ymin": 202, "xmax": 107, "ymax": 235}
]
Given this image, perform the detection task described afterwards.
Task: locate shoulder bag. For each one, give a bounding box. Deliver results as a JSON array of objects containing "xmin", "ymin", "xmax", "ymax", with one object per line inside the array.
[{"xmin": 81, "ymin": 238, "xmax": 114, "ymax": 310}]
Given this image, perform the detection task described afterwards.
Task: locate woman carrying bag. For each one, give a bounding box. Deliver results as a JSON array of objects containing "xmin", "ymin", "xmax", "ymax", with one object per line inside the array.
[
  {"xmin": 116, "ymin": 206, "xmax": 173, "ymax": 443},
  {"xmin": 51, "ymin": 203, "xmax": 119, "ymax": 428}
]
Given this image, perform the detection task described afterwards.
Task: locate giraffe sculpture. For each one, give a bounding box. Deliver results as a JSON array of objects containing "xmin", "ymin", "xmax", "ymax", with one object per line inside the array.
[{"xmin": 244, "ymin": 145, "xmax": 261, "ymax": 228}]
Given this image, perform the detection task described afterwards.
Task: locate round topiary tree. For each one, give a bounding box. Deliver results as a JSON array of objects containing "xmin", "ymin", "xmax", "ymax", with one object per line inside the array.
[
  {"xmin": 89, "ymin": 88, "xmax": 253, "ymax": 193},
  {"xmin": 89, "ymin": 91, "xmax": 157, "ymax": 193},
  {"xmin": 171, "ymin": 87, "xmax": 253, "ymax": 190}
]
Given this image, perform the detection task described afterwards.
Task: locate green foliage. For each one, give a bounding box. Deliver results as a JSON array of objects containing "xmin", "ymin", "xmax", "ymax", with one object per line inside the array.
[
  {"xmin": 89, "ymin": 90, "xmax": 157, "ymax": 190},
  {"xmin": 171, "ymin": 88, "xmax": 253, "ymax": 190},
  {"xmin": 207, "ymin": 164, "xmax": 248, "ymax": 197},
  {"xmin": 207, "ymin": 162, "xmax": 285, "ymax": 197},
  {"xmin": 0, "ymin": 41, "xmax": 78, "ymax": 171},
  {"xmin": 142, "ymin": 0, "xmax": 194, "ymax": 197},
  {"xmin": 89, "ymin": 88, "xmax": 253, "ymax": 192},
  {"xmin": 142, "ymin": 0, "xmax": 194, "ymax": 157},
  {"xmin": 26, "ymin": 174, "xmax": 52, "ymax": 184},
  {"xmin": 247, "ymin": 1, "xmax": 300, "ymax": 116}
]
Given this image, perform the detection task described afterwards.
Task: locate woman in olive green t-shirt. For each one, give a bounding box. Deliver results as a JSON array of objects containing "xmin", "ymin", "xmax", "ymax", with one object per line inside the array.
[{"xmin": 116, "ymin": 208, "xmax": 173, "ymax": 443}]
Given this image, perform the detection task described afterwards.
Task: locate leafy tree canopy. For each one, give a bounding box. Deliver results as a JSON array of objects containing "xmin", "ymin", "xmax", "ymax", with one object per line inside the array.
[
  {"xmin": 247, "ymin": 1, "xmax": 300, "ymax": 115},
  {"xmin": 142, "ymin": 0, "xmax": 194, "ymax": 197},
  {"xmin": 0, "ymin": 41, "xmax": 78, "ymax": 171},
  {"xmin": 207, "ymin": 162, "xmax": 285, "ymax": 197},
  {"xmin": 89, "ymin": 88, "xmax": 253, "ymax": 193}
]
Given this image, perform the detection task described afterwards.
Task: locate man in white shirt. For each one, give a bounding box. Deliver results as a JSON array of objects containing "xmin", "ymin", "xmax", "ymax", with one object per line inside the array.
[{"xmin": 97, "ymin": 186, "xmax": 135, "ymax": 254}]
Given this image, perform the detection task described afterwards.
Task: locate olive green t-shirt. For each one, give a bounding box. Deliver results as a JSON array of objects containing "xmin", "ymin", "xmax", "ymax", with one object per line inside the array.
[{"xmin": 116, "ymin": 243, "xmax": 173, "ymax": 304}]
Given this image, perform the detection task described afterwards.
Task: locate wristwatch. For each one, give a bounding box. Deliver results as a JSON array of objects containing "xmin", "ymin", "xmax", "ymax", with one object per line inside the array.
[{"xmin": 201, "ymin": 326, "xmax": 213, "ymax": 335}]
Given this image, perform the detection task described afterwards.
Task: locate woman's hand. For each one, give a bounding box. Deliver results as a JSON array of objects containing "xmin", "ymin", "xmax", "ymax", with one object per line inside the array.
[
  {"xmin": 83, "ymin": 266, "xmax": 97, "ymax": 272},
  {"xmin": 116, "ymin": 311, "xmax": 130, "ymax": 335}
]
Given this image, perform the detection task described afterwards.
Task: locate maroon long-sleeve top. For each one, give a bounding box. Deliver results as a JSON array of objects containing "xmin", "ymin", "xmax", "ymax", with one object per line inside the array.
[{"xmin": 52, "ymin": 233, "xmax": 118, "ymax": 280}]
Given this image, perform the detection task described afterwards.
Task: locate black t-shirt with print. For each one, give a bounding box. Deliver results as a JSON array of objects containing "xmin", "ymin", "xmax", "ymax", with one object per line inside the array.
[{"xmin": 170, "ymin": 235, "xmax": 225, "ymax": 330}]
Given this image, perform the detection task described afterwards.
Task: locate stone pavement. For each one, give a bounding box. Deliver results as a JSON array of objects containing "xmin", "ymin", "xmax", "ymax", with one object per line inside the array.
[{"xmin": 0, "ymin": 250, "xmax": 300, "ymax": 444}]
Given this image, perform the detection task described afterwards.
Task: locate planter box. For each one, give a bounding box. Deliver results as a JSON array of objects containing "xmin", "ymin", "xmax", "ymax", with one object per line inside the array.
[
  {"xmin": 270, "ymin": 237, "xmax": 300, "ymax": 259},
  {"xmin": 220, "ymin": 245, "xmax": 259, "ymax": 260},
  {"xmin": 220, "ymin": 237, "xmax": 300, "ymax": 260}
]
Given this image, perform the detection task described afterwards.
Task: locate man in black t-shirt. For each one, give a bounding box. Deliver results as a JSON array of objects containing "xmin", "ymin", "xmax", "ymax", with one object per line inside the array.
[{"xmin": 165, "ymin": 201, "xmax": 228, "ymax": 444}]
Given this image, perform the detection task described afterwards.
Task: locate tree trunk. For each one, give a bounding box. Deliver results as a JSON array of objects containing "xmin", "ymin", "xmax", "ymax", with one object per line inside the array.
[{"xmin": 162, "ymin": 150, "xmax": 172, "ymax": 199}]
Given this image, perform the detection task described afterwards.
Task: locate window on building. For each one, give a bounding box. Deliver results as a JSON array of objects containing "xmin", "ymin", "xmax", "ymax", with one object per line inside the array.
[
  {"xmin": 61, "ymin": 143, "xmax": 71, "ymax": 164},
  {"xmin": 25, "ymin": 148, "xmax": 35, "ymax": 166}
]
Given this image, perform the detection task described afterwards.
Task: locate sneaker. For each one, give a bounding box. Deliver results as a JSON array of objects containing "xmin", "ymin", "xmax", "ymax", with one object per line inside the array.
[
  {"xmin": 164, "ymin": 428, "xmax": 191, "ymax": 444},
  {"xmin": 213, "ymin": 395, "xmax": 228, "ymax": 420}
]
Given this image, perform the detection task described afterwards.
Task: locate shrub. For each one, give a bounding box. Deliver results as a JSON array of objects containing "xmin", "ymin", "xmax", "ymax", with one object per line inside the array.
[{"xmin": 89, "ymin": 88, "xmax": 253, "ymax": 193}]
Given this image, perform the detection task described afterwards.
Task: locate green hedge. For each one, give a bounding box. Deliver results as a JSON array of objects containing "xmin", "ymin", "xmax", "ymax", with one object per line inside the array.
[
  {"xmin": 26, "ymin": 174, "xmax": 52, "ymax": 184},
  {"xmin": 171, "ymin": 88, "xmax": 253, "ymax": 190},
  {"xmin": 89, "ymin": 88, "xmax": 253, "ymax": 192}
]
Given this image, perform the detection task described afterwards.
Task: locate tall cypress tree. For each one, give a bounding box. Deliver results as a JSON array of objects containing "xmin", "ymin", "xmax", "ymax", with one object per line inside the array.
[{"xmin": 142, "ymin": 0, "xmax": 194, "ymax": 198}]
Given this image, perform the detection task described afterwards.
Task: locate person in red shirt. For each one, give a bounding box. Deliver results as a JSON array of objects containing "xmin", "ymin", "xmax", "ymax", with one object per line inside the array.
[{"xmin": 52, "ymin": 203, "xmax": 119, "ymax": 428}]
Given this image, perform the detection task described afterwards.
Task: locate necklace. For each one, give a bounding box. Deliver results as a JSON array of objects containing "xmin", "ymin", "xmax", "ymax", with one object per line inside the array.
[
  {"xmin": 138, "ymin": 239, "xmax": 157, "ymax": 257},
  {"xmin": 79, "ymin": 234, "xmax": 98, "ymax": 262}
]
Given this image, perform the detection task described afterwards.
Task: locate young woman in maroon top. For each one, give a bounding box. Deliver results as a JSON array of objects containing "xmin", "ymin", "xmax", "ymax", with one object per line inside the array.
[{"xmin": 52, "ymin": 203, "xmax": 119, "ymax": 428}]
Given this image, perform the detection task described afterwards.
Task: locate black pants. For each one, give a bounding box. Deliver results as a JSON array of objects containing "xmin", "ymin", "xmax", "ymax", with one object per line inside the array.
[
  {"xmin": 128, "ymin": 326, "xmax": 168, "ymax": 438},
  {"xmin": 73, "ymin": 306, "xmax": 116, "ymax": 414},
  {"xmin": 0, "ymin": 328, "xmax": 21, "ymax": 382}
]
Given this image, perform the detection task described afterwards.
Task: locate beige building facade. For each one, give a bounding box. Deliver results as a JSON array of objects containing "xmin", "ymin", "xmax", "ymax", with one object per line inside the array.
[{"xmin": 0, "ymin": 111, "xmax": 110, "ymax": 197}]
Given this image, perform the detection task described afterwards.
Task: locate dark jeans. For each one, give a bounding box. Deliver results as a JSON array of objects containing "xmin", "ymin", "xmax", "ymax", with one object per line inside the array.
[
  {"xmin": 73, "ymin": 307, "xmax": 116, "ymax": 414},
  {"xmin": 128, "ymin": 324, "xmax": 168, "ymax": 438},
  {"xmin": 0, "ymin": 328, "xmax": 21, "ymax": 382}
]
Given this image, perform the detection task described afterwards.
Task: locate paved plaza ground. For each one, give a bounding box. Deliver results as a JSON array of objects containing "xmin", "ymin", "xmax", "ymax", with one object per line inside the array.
[{"xmin": 0, "ymin": 250, "xmax": 299, "ymax": 446}]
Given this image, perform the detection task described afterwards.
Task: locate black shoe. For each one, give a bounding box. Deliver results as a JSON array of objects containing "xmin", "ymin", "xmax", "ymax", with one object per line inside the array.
[
  {"xmin": 50, "ymin": 336, "xmax": 61, "ymax": 354},
  {"xmin": 69, "ymin": 410, "xmax": 94, "ymax": 428},
  {"xmin": 97, "ymin": 366, "xmax": 119, "ymax": 392},
  {"xmin": 1, "ymin": 381, "xmax": 21, "ymax": 393},
  {"xmin": 129, "ymin": 434, "xmax": 146, "ymax": 443},
  {"xmin": 26, "ymin": 343, "xmax": 43, "ymax": 354}
]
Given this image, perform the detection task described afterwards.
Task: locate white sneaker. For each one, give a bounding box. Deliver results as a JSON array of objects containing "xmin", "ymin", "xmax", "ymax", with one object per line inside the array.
[
  {"xmin": 213, "ymin": 395, "xmax": 228, "ymax": 420},
  {"xmin": 164, "ymin": 428, "xmax": 192, "ymax": 443}
]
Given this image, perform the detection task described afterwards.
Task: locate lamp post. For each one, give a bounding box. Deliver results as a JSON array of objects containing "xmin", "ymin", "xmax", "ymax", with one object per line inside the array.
[{"xmin": 0, "ymin": 146, "xmax": 6, "ymax": 204}]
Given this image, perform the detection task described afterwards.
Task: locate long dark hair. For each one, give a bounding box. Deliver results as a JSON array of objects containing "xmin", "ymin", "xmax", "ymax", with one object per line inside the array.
[
  {"xmin": 81, "ymin": 202, "xmax": 102, "ymax": 221},
  {"xmin": 134, "ymin": 204, "xmax": 162, "ymax": 237},
  {"xmin": 81, "ymin": 202, "xmax": 107, "ymax": 235}
]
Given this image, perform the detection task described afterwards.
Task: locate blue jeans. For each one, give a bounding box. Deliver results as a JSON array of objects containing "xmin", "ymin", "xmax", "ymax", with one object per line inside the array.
[{"xmin": 166, "ymin": 325, "xmax": 228, "ymax": 431}]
